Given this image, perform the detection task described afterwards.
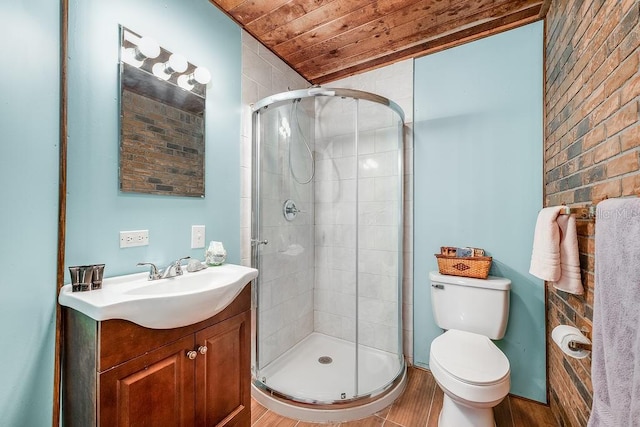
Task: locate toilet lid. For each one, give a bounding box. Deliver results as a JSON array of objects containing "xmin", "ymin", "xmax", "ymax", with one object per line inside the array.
[{"xmin": 431, "ymin": 329, "xmax": 510, "ymax": 385}]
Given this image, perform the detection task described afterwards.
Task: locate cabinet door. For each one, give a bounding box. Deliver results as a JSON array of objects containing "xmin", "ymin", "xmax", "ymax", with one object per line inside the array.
[
  {"xmin": 195, "ymin": 310, "xmax": 250, "ymax": 427},
  {"xmin": 99, "ymin": 335, "xmax": 196, "ymax": 427}
]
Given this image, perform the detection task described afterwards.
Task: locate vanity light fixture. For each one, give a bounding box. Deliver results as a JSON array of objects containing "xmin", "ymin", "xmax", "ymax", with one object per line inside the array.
[
  {"xmin": 152, "ymin": 53, "xmax": 188, "ymax": 80},
  {"xmin": 177, "ymin": 67, "xmax": 212, "ymax": 90},
  {"xmin": 121, "ymin": 36, "xmax": 160, "ymax": 68}
]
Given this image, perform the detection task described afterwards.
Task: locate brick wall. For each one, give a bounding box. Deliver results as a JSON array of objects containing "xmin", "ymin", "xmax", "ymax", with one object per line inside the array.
[
  {"xmin": 545, "ymin": 0, "xmax": 639, "ymax": 425},
  {"xmin": 120, "ymin": 89, "xmax": 205, "ymax": 196}
]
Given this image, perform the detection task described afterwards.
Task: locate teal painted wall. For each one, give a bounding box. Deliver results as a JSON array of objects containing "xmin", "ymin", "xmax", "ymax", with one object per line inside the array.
[
  {"xmin": 0, "ymin": 1, "xmax": 60, "ymax": 425},
  {"xmin": 67, "ymin": 0, "xmax": 242, "ymax": 278},
  {"xmin": 413, "ymin": 22, "xmax": 546, "ymax": 402},
  {"xmin": 0, "ymin": 0, "xmax": 241, "ymax": 424}
]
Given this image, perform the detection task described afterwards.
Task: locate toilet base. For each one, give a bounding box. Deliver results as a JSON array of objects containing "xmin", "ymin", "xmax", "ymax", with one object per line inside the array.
[{"xmin": 438, "ymin": 394, "xmax": 495, "ymax": 427}]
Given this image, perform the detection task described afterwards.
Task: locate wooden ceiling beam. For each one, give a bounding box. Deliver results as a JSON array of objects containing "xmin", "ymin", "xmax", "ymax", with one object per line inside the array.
[
  {"xmin": 297, "ymin": 0, "xmax": 540, "ymax": 78},
  {"xmin": 312, "ymin": 5, "xmax": 543, "ymax": 83},
  {"xmin": 272, "ymin": 0, "xmax": 440, "ymax": 57},
  {"xmin": 245, "ymin": 0, "xmax": 337, "ymax": 37},
  {"xmin": 285, "ymin": 0, "xmax": 455, "ymax": 66},
  {"xmin": 212, "ymin": 0, "xmax": 245, "ymax": 10},
  {"xmin": 211, "ymin": 0, "xmax": 547, "ymax": 85},
  {"xmin": 226, "ymin": 0, "xmax": 292, "ymax": 24}
]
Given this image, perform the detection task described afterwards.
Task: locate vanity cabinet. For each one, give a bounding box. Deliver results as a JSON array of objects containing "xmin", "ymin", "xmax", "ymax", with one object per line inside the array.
[{"xmin": 63, "ymin": 285, "xmax": 251, "ymax": 427}]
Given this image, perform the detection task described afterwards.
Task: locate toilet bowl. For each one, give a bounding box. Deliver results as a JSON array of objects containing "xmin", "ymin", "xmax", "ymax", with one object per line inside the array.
[{"xmin": 429, "ymin": 329, "xmax": 510, "ymax": 427}]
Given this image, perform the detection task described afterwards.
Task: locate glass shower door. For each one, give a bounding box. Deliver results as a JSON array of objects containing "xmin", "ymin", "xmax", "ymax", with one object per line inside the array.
[{"xmin": 252, "ymin": 89, "xmax": 405, "ymax": 408}]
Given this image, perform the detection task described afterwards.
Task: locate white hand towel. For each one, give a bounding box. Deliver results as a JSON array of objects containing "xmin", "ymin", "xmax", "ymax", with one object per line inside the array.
[
  {"xmin": 529, "ymin": 206, "xmax": 584, "ymax": 295},
  {"xmin": 529, "ymin": 207, "xmax": 563, "ymax": 281},
  {"xmin": 554, "ymin": 214, "xmax": 584, "ymax": 295}
]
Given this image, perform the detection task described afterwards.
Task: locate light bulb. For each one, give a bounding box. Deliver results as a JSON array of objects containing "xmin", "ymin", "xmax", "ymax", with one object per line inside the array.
[
  {"xmin": 135, "ymin": 37, "xmax": 161, "ymax": 60},
  {"xmin": 121, "ymin": 36, "xmax": 160, "ymax": 68},
  {"xmin": 152, "ymin": 54, "xmax": 188, "ymax": 80},
  {"xmin": 177, "ymin": 67, "xmax": 211, "ymax": 90}
]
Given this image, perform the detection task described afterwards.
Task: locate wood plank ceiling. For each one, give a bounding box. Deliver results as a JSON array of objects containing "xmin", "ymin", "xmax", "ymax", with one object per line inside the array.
[{"xmin": 210, "ymin": 0, "xmax": 550, "ymax": 84}]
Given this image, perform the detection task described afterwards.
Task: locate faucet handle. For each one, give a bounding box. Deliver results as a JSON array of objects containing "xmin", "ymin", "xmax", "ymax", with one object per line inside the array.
[
  {"xmin": 137, "ymin": 262, "xmax": 160, "ymax": 280},
  {"xmin": 174, "ymin": 256, "xmax": 191, "ymax": 275}
]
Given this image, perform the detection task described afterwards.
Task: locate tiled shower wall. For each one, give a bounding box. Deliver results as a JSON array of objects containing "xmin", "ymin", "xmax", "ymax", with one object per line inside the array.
[
  {"xmin": 545, "ymin": 0, "xmax": 639, "ymax": 425},
  {"xmin": 327, "ymin": 61, "xmax": 414, "ymax": 363},
  {"xmin": 313, "ymin": 96, "xmax": 402, "ymax": 354}
]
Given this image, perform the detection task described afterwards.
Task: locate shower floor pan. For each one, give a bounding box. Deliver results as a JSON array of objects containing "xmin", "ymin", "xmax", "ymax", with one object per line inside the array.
[{"xmin": 252, "ymin": 332, "xmax": 407, "ymax": 422}]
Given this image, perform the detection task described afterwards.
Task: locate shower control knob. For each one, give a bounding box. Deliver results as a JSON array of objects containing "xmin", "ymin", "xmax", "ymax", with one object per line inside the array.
[
  {"xmin": 186, "ymin": 350, "xmax": 197, "ymax": 360},
  {"xmin": 198, "ymin": 345, "xmax": 208, "ymax": 355},
  {"xmin": 251, "ymin": 239, "xmax": 269, "ymax": 246}
]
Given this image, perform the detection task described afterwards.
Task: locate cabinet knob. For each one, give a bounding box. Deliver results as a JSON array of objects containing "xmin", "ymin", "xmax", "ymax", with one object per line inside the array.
[
  {"xmin": 186, "ymin": 350, "xmax": 197, "ymax": 360},
  {"xmin": 198, "ymin": 345, "xmax": 208, "ymax": 355}
]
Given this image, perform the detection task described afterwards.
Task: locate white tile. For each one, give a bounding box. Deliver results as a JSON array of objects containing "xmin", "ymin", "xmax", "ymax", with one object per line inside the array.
[
  {"xmin": 258, "ymin": 44, "xmax": 291, "ymax": 76},
  {"xmin": 374, "ymin": 176, "xmax": 400, "ymax": 202},
  {"xmin": 358, "ymin": 151, "xmax": 398, "ymax": 178},
  {"xmin": 334, "ymin": 156, "xmax": 356, "ymax": 180},
  {"xmin": 359, "ymin": 249, "xmax": 398, "ymax": 276},
  {"xmin": 359, "ymin": 201, "xmax": 398, "ymax": 226},
  {"xmin": 374, "ymin": 127, "xmax": 400, "ymax": 153},
  {"xmin": 272, "ymin": 67, "xmax": 289, "ymax": 94},
  {"xmin": 359, "ymin": 273, "xmax": 398, "ymax": 302},
  {"xmin": 358, "ymin": 177, "xmax": 375, "ymax": 202},
  {"xmin": 242, "ymin": 76, "xmax": 260, "ymax": 106},
  {"xmin": 241, "ymin": 30, "xmax": 261, "ymax": 54},
  {"xmin": 314, "ymin": 310, "xmax": 342, "ymax": 338},
  {"xmin": 240, "ymin": 225, "xmax": 251, "ymax": 261},
  {"xmin": 242, "ymin": 48, "xmax": 272, "ymax": 89}
]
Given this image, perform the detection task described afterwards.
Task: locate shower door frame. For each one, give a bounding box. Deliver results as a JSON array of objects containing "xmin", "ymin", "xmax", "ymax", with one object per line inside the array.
[{"xmin": 251, "ymin": 88, "xmax": 406, "ymax": 406}]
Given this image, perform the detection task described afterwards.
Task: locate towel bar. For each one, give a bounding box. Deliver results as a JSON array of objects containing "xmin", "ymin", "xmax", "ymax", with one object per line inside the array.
[
  {"xmin": 568, "ymin": 341, "xmax": 592, "ymax": 352},
  {"xmin": 559, "ymin": 194, "xmax": 640, "ymax": 219},
  {"xmin": 559, "ymin": 205, "xmax": 596, "ymax": 220}
]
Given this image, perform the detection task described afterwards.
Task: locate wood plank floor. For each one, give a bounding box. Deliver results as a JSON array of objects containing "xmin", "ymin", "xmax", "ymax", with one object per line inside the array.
[{"xmin": 252, "ymin": 366, "xmax": 558, "ymax": 426}]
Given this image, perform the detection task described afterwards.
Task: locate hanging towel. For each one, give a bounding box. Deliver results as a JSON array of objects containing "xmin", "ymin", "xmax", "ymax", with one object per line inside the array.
[
  {"xmin": 588, "ymin": 198, "xmax": 640, "ymax": 427},
  {"xmin": 554, "ymin": 213, "xmax": 583, "ymax": 294},
  {"xmin": 530, "ymin": 207, "xmax": 564, "ymax": 281},
  {"xmin": 529, "ymin": 206, "xmax": 584, "ymax": 294}
]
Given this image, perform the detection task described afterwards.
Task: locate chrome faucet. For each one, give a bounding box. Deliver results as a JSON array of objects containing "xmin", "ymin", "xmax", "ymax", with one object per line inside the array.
[
  {"xmin": 160, "ymin": 256, "xmax": 191, "ymax": 279},
  {"xmin": 137, "ymin": 256, "xmax": 191, "ymax": 280},
  {"xmin": 137, "ymin": 262, "xmax": 161, "ymax": 280}
]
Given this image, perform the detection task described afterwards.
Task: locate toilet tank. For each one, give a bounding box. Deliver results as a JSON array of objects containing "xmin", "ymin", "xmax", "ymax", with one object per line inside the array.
[{"xmin": 429, "ymin": 271, "xmax": 511, "ymax": 340}]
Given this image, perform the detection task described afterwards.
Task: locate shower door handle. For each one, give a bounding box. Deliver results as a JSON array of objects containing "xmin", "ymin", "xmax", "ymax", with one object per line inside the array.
[{"xmin": 251, "ymin": 239, "xmax": 269, "ymax": 246}]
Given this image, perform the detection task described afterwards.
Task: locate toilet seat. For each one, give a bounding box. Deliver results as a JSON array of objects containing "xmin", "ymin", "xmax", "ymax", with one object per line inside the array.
[
  {"xmin": 429, "ymin": 329, "xmax": 510, "ymax": 408},
  {"xmin": 431, "ymin": 329, "xmax": 510, "ymax": 386}
]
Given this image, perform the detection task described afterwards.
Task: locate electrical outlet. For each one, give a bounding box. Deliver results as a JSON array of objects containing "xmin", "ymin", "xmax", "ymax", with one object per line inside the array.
[
  {"xmin": 191, "ymin": 225, "xmax": 205, "ymax": 249},
  {"xmin": 120, "ymin": 230, "xmax": 149, "ymax": 248}
]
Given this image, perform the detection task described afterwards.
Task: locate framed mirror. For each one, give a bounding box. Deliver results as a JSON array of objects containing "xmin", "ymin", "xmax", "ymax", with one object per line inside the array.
[{"xmin": 119, "ymin": 26, "xmax": 209, "ymax": 197}]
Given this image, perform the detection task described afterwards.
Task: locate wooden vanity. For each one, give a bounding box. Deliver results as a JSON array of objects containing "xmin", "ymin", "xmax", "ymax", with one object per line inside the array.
[{"xmin": 62, "ymin": 285, "xmax": 251, "ymax": 427}]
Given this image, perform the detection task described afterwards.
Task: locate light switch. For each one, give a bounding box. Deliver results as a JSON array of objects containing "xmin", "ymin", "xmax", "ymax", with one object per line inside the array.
[{"xmin": 191, "ymin": 225, "xmax": 205, "ymax": 249}]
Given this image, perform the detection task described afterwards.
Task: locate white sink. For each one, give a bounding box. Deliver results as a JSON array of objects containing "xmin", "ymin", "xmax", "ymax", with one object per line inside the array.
[{"xmin": 58, "ymin": 263, "xmax": 258, "ymax": 329}]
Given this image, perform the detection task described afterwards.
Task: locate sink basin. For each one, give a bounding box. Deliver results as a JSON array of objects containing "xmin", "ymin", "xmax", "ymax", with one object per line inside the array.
[{"xmin": 58, "ymin": 263, "xmax": 258, "ymax": 329}]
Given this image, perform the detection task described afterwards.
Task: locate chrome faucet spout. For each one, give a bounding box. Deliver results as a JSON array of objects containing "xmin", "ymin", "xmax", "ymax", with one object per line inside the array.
[
  {"xmin": 160, "ymin": 256, "xmax": 191, "ymax": 279},
  {"xmin": 137, "ymin": 262, "xmax": 161, "ymax": 281}
]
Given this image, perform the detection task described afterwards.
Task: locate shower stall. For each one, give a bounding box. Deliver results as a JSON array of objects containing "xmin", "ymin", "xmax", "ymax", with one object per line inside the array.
[{"xmin": 251, "ymin": 88, "xmax": 405, "ymax": 422}]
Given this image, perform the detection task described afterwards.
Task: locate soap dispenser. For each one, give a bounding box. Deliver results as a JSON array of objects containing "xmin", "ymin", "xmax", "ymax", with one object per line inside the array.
[{"xmin": 205, "ymin": 241, "xmax": 227, "ymax": 266}]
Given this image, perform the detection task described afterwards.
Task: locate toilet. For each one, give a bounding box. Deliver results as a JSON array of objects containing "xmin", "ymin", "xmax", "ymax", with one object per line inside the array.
[{"xmin": 428, "ymin": 271, "xmax": 511, "ymax": 427}]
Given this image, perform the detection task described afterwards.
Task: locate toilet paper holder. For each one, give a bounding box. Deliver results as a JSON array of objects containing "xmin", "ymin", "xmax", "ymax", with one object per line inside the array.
[
  {"xmin": 567, "ymin": 327, "xmax": 592, "ymax": 352},
  {"xmin": 567, "ymin": 341, "xmax": 592, "ymax": 352}
]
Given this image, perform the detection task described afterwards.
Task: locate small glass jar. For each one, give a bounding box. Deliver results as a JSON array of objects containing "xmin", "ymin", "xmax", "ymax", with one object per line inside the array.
[{"xmin": 205, "ymin": 241, "xmax": 227, "ymax": 266}]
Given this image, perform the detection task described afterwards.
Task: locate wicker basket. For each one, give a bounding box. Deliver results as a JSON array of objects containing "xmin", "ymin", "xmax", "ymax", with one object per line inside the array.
[{"xmin": 435, "ymin": 254, "xmax": 492, "ymax": 279}]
